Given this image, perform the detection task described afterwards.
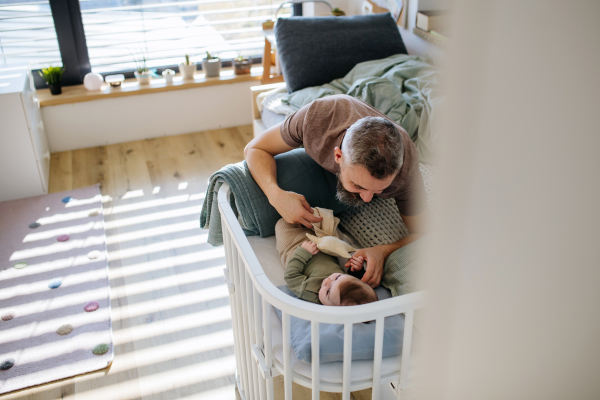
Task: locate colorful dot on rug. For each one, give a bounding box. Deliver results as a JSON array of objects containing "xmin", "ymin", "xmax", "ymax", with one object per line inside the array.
[
  {"xmin": 88, "ymin": 209, "xmax": 100, "ymax": 217},
  {"xmin": 48, "ymin": 279, "xmax": 62, "ymax": 289},
  {"xmin": 92, "ymin": 344, "xmax": 109, "ymax": 355},
  {"xmin": 1, "ymin": 310, "xmax": 16, "ymax": 321},
  {"xmin": 84, "ymin": 301, "xmax": 99, "ymax": 312},
  {"xmin": 87, "ymin": 250, "xmax": 101, "ymax": 260},
  {"xmin": 0, "ymin": 358, "xmax": 15, "ymax": 370},
  {"xmin": 56, "ymin": 324, "xmax": 73, "ymax": 335},
  {"xmin": 13, "ymin": 262, "xmax": 27, "ymax": 269},
  {"xmin": 57, "ymin": 234, "xmax": 70, "ymax": 242},
  {"xmin": 29, "ymin": 222, "xmax": 41, "ymax": 229},
  {"xmin": 62, "ymin": 196, "xmax": 73, "ymax": 203}
]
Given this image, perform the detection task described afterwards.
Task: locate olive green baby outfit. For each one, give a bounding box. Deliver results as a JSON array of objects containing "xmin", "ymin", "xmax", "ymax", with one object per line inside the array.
[{"xmin": 284, "ymin": 247, "xmax": 345, "ymax": 304}]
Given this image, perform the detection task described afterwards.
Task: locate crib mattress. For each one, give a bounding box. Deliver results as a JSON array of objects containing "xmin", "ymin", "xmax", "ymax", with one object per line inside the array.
[{"xmin": 246, "ymin": 235, "xmax": 419, "ymax": 389}]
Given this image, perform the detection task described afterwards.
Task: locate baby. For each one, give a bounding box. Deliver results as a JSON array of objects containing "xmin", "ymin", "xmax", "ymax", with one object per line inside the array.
[{"xmin": 276, "ymin": 218, "xmax": 377, "ymax": 306}]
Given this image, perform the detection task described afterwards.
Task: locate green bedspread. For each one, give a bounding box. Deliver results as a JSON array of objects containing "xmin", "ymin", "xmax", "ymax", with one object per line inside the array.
[{"xmin": 282, "ymin": 54, "xmax": 443, "ymax": 165}]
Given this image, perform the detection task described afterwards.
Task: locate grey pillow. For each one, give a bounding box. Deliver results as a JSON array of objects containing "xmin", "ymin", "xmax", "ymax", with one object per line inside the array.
[
  {"xmin": 275, "ymin": 285, "xmax": 405, "ymax": 363},
  {"xmin": 275, "ymin": 14, "xmax": 408, "ymax": 93}
]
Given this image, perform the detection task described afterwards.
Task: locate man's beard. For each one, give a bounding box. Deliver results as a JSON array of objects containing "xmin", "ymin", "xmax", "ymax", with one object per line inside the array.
[{"xmin": 336, "ymin": 173, "xmax": 366, "ymax": 208}]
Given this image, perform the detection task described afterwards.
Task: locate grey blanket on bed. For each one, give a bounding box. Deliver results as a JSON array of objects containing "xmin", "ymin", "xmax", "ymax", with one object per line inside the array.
[
  {"xmin": 200, "ymin": 148, "xmax": 346, "ymax": 246},
  {"xmin": 282, "ymin": 54, "xmax": 443, "ymax": 165}
]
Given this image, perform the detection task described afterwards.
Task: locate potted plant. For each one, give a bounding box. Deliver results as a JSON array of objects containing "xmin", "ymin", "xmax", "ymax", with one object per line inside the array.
[
  {"xmin": 162, "ymin": 69, "xmax": 175, "ymax": 84},
  {"xmin": 180, "ymin": 54, "xmax": 197, "ymax": 80},
  {"xmin": 202, "ymin": 51, "xmax": 221, "ymax": 78},
  {"xmin": 134, "ymin": 55, "xmax": 152, "ymax": 84},
  {"xmin": 331, "ymin": 7, "xmax": 346, "ymax": 16},
  {"xmin": 38, "ymin": 66, "xmax": 64, "ymax": 95},
  {"xmin": 233, "ymin": 55, "xmax": 252, "ymax": 75}
]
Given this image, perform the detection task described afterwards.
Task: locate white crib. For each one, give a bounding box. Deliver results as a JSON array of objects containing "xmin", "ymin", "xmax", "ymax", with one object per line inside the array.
[{"xmin": 218, "ymin": 183, "xmax": 425, "ymax": 400}]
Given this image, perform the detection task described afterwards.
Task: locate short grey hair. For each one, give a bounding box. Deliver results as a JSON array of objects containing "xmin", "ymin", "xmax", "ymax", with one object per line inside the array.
[{"xmin": 341, "ymin": 117, "xmax": 404, "ymax": 180}]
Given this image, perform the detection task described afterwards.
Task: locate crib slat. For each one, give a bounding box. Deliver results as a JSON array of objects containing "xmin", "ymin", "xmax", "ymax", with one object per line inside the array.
[
  {"xmin": 342, "ymin": 322, "xmax": 353, "ymax": 400},
  {"xmin": 282, "ymin": 312, "xmax": 292, "ymax": 400},
  {"xmin": 371, "ymin": 317, "xmax": 385, "ymax": 400},
  {"xmin": 311, "ymin": 321, "xmax": 320, "ymax": 400},
  {"xmin": 263, "ymin": 299, "xmax": 275, "ymax": 400},
  {"xmin": 399, "ymin": 310, "xmax": 415, "ymax": 399},
  {"xmin": 229, "ymin": 234, "xmax": 250, "ymax": 399},
  {"xmin": 238, "ymin": 255, "xmax": 256, "ymax": 399},
  {"xmin": 223, "ymin": 229, "xmax": 245, "ymax": 395},
  {"xmin": 253, "ymin": 285, "xmax": 267, "ymax": 400},
  {"xmin": 235, "ymin": 253, "xmax": 253, "ymax": 399},
  {"xmin": 245, "ymin": 266, "xmax": 260, "ymax": 400}
]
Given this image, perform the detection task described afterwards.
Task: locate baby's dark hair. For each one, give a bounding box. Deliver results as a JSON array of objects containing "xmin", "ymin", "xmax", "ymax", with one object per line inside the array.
[{"xmin": 338, "ymin": 277, "xmax": 378, "ymax": 306}]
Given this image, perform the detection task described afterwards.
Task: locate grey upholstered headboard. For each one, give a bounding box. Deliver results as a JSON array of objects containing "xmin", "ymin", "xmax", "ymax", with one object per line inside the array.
[{"xmin": 274, "ymin": 13, "xmax": 408, "ymax": 93}]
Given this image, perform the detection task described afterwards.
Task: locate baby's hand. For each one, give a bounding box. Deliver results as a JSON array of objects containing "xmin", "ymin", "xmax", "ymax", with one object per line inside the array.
[
  {"xmin": 349, "ymin": 255, "xmax": 365, "ymax": 271},
  {"xmin": 301, "ymin": 241, "xmax": 319, "ymax": 255}
]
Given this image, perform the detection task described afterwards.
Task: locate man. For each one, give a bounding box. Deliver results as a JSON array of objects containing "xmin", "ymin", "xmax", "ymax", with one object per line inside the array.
[{"xmin": 244, "ymin": 94, "xmax": 428, "ymax": 288}]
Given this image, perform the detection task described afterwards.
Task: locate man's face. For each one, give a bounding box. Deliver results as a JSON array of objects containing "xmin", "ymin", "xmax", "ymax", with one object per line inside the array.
[{"xmin": 334, "ymin": 147, "xmax": 395, "ymax": 207}]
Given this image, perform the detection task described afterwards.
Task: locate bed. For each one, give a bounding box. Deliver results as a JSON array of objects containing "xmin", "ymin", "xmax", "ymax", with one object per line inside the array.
[{"xmin": 211, "ymin": 13, "xmax": 440, "ymax": 400}]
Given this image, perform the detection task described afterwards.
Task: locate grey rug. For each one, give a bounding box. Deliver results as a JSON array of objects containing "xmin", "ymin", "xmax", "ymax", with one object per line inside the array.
[{"xmin": 0, "ymin": 184, "xmax": 113, "ymax": 394}]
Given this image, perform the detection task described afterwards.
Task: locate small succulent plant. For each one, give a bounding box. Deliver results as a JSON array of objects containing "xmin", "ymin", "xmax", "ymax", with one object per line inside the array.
[{"xmin": 38, "ymin": 66, "xmax": 64, "ymax": 84}]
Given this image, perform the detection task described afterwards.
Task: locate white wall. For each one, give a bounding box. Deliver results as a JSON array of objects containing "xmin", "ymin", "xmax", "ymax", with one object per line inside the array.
[
  {"xmin": 346, "ymin": 0, "xmax": 445, "ymax": 63},
  {"xmin": 42, "ymin": 80, "xmax": 256, "ymax": 152},
  {"xmin": 420, "ymin": 1, "xmax": 600, "ymax": 399}
]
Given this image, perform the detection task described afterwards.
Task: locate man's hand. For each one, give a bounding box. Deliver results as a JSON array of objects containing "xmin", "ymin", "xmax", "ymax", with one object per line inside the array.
[
  {"xmin": 345, "ymin": 246, "xmax": 387, "ymax": 288},
  {"xmin": 270, "ymin": 189, "xmax": 322, "ymax": 228}
]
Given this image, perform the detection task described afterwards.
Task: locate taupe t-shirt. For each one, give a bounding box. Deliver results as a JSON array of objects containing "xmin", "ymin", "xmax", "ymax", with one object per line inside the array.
[{"xmin": 281, "ymin": 94, "xmax": 426, "ymax": 216}]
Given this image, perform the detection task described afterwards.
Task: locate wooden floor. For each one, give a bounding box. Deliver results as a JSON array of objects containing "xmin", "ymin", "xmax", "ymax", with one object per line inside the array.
[{"xmin": 2, "ymin": 126, "xmax": 373, "ymax": 400}]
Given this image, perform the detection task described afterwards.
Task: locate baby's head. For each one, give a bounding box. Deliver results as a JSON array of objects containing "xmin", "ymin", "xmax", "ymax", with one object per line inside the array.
[{"xmin": 319, "ymin": 273, "xmax": 378, "ymax": 306}]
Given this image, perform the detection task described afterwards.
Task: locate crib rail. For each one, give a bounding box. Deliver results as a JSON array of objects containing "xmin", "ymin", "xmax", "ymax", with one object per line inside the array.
[{"xmin": 217, "ymin": 183, "xmax": 425, "ymax": 400}]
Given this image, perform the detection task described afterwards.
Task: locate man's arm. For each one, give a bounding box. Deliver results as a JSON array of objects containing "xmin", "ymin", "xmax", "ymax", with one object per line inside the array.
[
  {"xmin": 346, "ymin": 208, "xmax": 429, "ymax": 288},
  {"xmin": 244, "ymin": 123, "xmax": 322, "ymax": 228}
]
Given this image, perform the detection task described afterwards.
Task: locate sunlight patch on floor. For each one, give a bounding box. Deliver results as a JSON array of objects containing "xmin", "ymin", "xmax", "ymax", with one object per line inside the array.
[
  {"xmin": 106, "ymin": 234, "xmax": 209, "ymax": 262},
  {"xmin": 110, "ymin": 285, "xmax": 229, "ymax": 321},
  {"xmin": 64, "ymin": 194, "xmax": 112, "ymax": 207},
  {"xmin": 104, "ymin": 220, "xmax": 201, "ymax": 245},
  {"xmin": 112, "ymin": 305, "xmax": 231, "ymax": 343},
  {"xmin": 111, "ymin": 330, "xmax": 234, "ymax": 373},
  {"xmin": 23, "ymin": 221, "xmax": 103, "ymax": 243},
  {"xmin": 0, "ymin": 267, "xmax": 107, "ymax": 301},
  {"xmin": 107, "ymin": 249, "xmax": 224, "ymax": 278},
  {"xmin": 10, "ymin": 236, "xmax": 106, "ymax": 260},
  {"xmin": 120, "ymin": 189, "xmax": 145, "ymax": 199},
  {"xmin": 84, "ymin": 355, "xmax": 237, "ymax": 399},
  {"xmin": 0, "ymin": 309, "xmax": 110, "ymax": 345},
  {"xmin": 103, "ymin": 192, "xmax": 204, "ymax": 216},
  {"xmin": 4, "ymin": 254, "xmax": 103, "ymax": 279},
  {"xmin": 103, "ymin": 205, "xmax": 200, "ymax": 230},
  {"xmin": 114, "ymin": 265, "xmax": 225, "ymax": 297}
]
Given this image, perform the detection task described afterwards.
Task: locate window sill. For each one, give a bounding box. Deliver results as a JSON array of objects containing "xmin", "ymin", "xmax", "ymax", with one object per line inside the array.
[{"xmin": 37, "ymin": 67, "xmax": 263, "ymax": 107}]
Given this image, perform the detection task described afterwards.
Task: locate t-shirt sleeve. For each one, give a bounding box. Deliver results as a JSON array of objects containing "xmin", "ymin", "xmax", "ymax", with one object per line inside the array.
[
  {"xmin": 280, "ymin": 105, "xmax": 310, "ymax": 147},
  {"xmin": 394, "ymin": 156, "xmax": 428, "ymax": 217}
]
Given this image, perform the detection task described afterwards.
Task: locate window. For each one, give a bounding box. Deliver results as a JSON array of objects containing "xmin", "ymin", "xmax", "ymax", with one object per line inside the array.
[
  {"xmin": 79, "ymin": 0, "xmax": 277, "ymax": 74},
  {"xmin": 0, "ymin": 0, "xmax": 62, "ymax": 68},
  {"xmin": 1, "ymin": 0, "xmax": 293, "ymax": 87}
]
